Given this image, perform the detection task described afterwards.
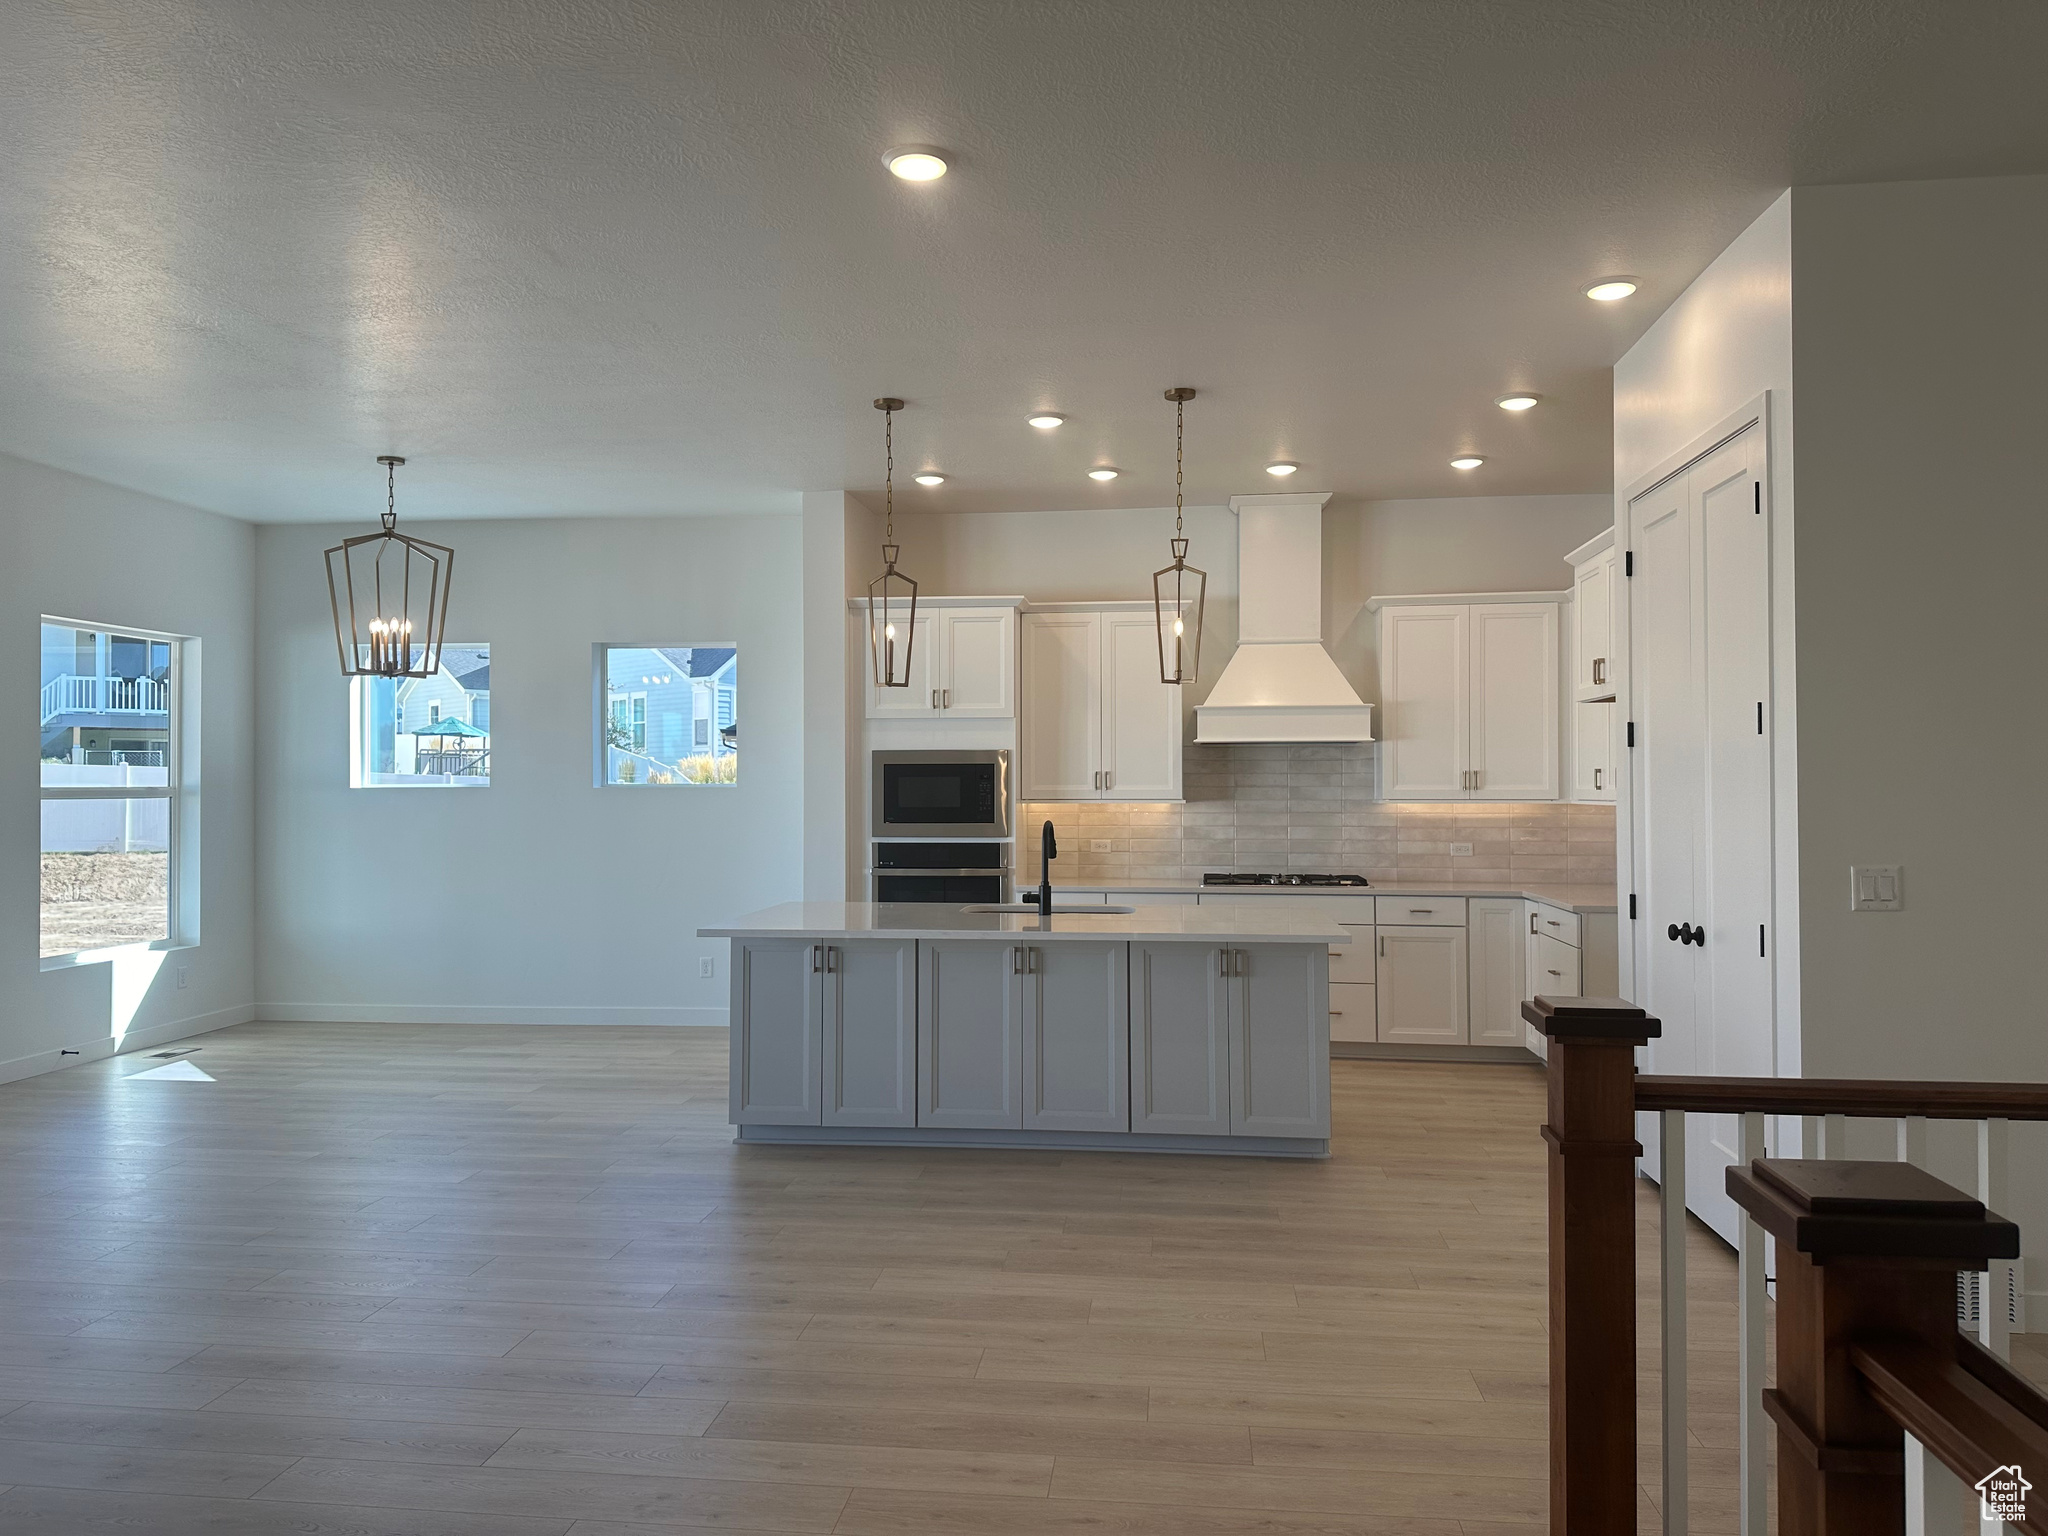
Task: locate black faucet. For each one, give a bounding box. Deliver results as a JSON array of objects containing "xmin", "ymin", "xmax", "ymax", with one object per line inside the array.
[{"xmin": 1038, "ymin": 820, "xmax": 1056, "ymax": 917}]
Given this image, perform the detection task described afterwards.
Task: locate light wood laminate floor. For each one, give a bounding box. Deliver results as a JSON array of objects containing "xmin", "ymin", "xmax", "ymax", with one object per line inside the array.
[{"xmin": 0, "ymin": 1021, "xmax": 1768, "ymax": 1534}]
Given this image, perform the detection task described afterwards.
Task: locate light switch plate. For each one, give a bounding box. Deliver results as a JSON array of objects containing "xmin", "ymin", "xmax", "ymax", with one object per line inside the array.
[
  {"xmin": 1090, "ymin": 839, "xmax": 1113, "ymax": 853},
  {"xmin": 698, "ymin": 957, "xmax": 715, "ymax": 978},
  {"xmin": 176, "ymin": 966, "xmax": 189, "ymax": 989},
  {"xmin": 1850, "ymin": 865, "xmax": 1902, "ymax": 911},
  {"xmin": 1450, "ymin": 843, "xmax": 1473, "ymax": 857}
]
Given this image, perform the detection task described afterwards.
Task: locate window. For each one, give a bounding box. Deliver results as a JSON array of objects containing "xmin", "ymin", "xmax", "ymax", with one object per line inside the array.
[
  {"xmin": 40, "ymin": 619, "xmax": 183, "ymax": 960},
  {"xmin": 597, "ymin": 644, "xmax": 738, "ymax": 785},
  {"xmin": 350, "ymin": 643, "xmax": 492, "ymax": 787}
]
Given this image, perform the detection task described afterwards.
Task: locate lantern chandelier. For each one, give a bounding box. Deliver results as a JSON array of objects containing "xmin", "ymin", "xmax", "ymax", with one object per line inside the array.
[
  {"xmin": 1153, "ymin": 387, "xmax": 1207, "ymax": 684},
  {"xmin": 324, "ymin": 455, "xmax": 454, "ymax": 679},
  {"xmin": 866, "ymin": 397, "xmax": 920, "ymax": 688}
]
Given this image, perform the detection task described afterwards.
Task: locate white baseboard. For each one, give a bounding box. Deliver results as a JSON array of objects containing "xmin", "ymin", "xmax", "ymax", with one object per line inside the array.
[
  {"xmin": 257, "ymin": 1003, "xmax": 729, "ymax": 1027},
  {"xmin": 0, "ymin": 1002, "xmax": 258, "ymax": 1088}
]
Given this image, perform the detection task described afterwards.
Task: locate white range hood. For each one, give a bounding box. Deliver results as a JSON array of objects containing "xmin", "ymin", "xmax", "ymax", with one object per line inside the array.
[{"xmin": 1194, "ymin": 492, "xmax": 1375, "ymax": 745}]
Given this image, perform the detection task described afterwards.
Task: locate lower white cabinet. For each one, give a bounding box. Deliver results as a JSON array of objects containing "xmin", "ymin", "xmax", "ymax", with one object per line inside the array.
[
  {"xmin": 1376, "ymin": 925, "xmax": 1470, "ymax": 1045},
  {"xmin": 1530, "ymin": 931, "xmax": 1581, "ymax": 1001},
  {"xmin": 731, "ymin": 939, "xmax": 825, "ymax": 1125},
  {"xmin": 1130, "ymin": 943, "xmax": 1329, "ymax": 1137},
  {"xmin": 918, "ymin": 939, "xmax": 1024, "ymax": 1129},
  {"xmin": 822, "ymin": 939, "xmax": 918, "ymax": 1127},
  {"xmin": 1466, "ymin": 898, "xmax": 1528, "ymax": 1048},
  {"xmin": 1019, "ymin": 941, "xmax": 1129, "ymax": 1132}
]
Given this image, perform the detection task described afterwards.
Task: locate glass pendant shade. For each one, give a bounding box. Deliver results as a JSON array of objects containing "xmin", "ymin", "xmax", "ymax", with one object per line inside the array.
[
  {"xmin": 867, "ymin": 546, "xmax": 919, "ymax": 688},
  {"xmin": 1153, "ymin": 538, "xmax": 1206, "ymax": 684},
  {"xmin": 324, "ymin": 457, "xmax": 454, "ymax": 678}
]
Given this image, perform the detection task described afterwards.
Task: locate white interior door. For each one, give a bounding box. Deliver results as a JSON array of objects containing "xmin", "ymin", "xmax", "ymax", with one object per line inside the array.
[
  {"xmin": 1468, "ymin": 603, "xmax": 1559, "ymax": 799},
  {"xmin": 938, "ymin": 609, "xmax": 1014, "ymax": 717},
  {"xmin": 1100, "ymin": 613, "xmax": 1182, "ymax": 800},
  {"xmin": 1019, "ymin": 613, "xmax": 1101, "ymax": 800},
  {"xmin": 1378, "ymin": 606, "xmax": 1467, "ymax": 799}
]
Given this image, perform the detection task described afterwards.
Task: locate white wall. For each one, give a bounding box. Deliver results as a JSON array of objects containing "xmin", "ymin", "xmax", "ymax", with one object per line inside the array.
[
  {"xmin": 1610, "ymin": 191, "xmax": 1800, "ymax": 1076},
  {"xmin": 1, "ymin": 451, "xmax": 257, "ymax": 1081},
  {"xmin": 255, "ymin": 514, "xmax": 805, "ymax": 1024}
]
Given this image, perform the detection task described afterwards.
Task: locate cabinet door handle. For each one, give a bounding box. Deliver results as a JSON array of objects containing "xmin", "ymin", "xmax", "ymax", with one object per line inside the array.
[
  {"xmin": 942, "ymin": 688, "xmax": 950, "ymax": 709},
  {"xmin": 1329, "ymin": 1010, "xmax": 1343, "ymax": 1017},
  {"xmin": 931, "ymin": 689, "xmax": 939, "ymax": 709},
  {"xmin": 1471, "ymin": 769, "xmax": 1480, "ymax": 791},
  {"xmin": 1546, "ymin": 920, "xmax": 1561, "ymax": 929},
  {"xmin": 1379, "ymin": 935, "xmax": 1387, "ymax": 957},
  {"xmin": 826, "ymin": 946, "xmax": 840, "ymax": 973},
  {"xmin": 1328, "ymin": 949, "xmax": 1343, "ymax": 958},
  {"xmin": 1409, "ymin": 908, "xmax": 1432, "ymax": 915},
  {"xmin": 1529, "ymin": 911, "xmax": 1538, "ymax": 935},
  {"xmin": 1593, "ymin": 768, "xmax": 1603, "ymax": 791},
  {"xmin": 810, "ymin": 944, "xmax": 824, "ymax": 973},
  {"xmin": 1547, "ymin": 968, "xmax": 1563, "ymax": 978},
  {"xmin": 1103, "ymin": 770, "xmax": 1112, "ymax": 791},
  {"xmin": 1593, "ymin": 658, "xmax": 1606, "ymax": 685},
  {"xmin": 1011, "ymin": 946, "xmax": 1024, "ymax": 975}
]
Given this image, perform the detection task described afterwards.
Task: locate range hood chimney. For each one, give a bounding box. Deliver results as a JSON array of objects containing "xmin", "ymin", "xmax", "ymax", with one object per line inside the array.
[{"xmin": 1194, "ymin": 492, "xmax": 1375, "ymax": 745}]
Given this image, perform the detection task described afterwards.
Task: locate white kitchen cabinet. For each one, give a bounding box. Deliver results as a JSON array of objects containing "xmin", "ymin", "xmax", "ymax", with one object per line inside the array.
[
  {"xmin": 1375, "ymin": 925, "xmax": 1469, "ymax": 1045},
  {"xmin": 1130, "ymin": 943, "xmax": 1231, "ymax": 1134},
  {"xmin": 1021, "ymin": 606, "xmax": 1182, "ymax": 802},
  {"xmin": 1370, "ymin": 594, "xmax": 1561, "ymax": 801},
  {"xmin": 863, "ymin": 601, "xmax": 1018, "ymax": 720},
  {"xmin": 1569, "ymin": 531, "xmax": 1619, "ymax": 702},
  {"xmin": 1574, "ymin": 699, "xmax": 1616, "ymax": 803},
  {"xmin": 1018, "ymin": 941, "xmax": 1128, "ymax": 1133},
  {"xmin": 820, "ymin": 939, "xmax": 918, "ymax": 1128},
  {"xmin": 1129, "ymin": 942, "xmax": 1327, "ymax": 1138},
  {"xmin": 862, "ymin": 612, "xmax": 936, "ymax": 720},
  {"xmin": 1467, "ymin": 898, "xmax": 1528, "ymax": 1048},
  {"xmin": 1327, "ymin": 981, "xmax": 1376, "ymax": 1042},
  {"xmin": 730, "ymin": 939, "xmax": 824, "ymax": 1125},
  {"xmin": 1529, "ymin": 930, "xmax": 1581, "ymax": 1002},
  {"xmin": 917, "ymin": 939, "xmax": 1023, "ymax": 1129}
]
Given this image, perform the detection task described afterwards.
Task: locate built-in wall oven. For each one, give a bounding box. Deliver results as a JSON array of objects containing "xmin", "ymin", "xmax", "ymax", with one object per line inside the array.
[
  {"xmin": 872, "ymin": 750, "xmax": 1011, "ymax": 840},
  {"xmin": 870, "ymin": 841, "xmax": 1011, "ymax": 904}
]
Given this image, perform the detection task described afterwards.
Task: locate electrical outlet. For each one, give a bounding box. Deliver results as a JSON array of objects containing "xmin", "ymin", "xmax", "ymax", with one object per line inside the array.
[
  {"xmin": 698, "ymin": 957, "xmax": 715, "ymax": 979},
  {"xmin": 1450, "ymin": 842, "xmax": 1473, "ymax": 858},
  {"xmin": 176, "ymin": 966, "xmax": 189, "ymax": 990},
  {"xmin": 1850, "ymin": 865, "xmax": 1902, "ymax": 911},
  {"xmin": 1090, "ymin": 839, "xmax": 1112, "ymax": 853}
]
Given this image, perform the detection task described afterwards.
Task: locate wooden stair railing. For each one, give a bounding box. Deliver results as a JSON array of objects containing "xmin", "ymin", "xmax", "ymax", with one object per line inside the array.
[{"xmin": 1524, "ymin": 994, "xmax": 2048, "ymax": 1536}]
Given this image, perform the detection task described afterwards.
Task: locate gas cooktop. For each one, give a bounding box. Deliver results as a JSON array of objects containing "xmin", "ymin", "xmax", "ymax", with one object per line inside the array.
[{"xmin": 1202, "ymin": 873, "xmax": 1370, "ymax": 887}]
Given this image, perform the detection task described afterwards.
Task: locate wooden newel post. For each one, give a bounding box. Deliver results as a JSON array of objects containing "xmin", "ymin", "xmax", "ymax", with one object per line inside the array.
[
  {"xmin": 1726, "ymin": 1158, "xmax": 2021, "ymax": 1535},
  {"xmin": 1523, "ymin": 994, "xmax": 1661, "ymax": 1536}
]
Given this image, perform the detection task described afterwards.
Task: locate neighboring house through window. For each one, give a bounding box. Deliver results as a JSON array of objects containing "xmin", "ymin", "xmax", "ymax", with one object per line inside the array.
[
  {"xmin": 597, "ymin": 644, "xmax": 737, "ymax": 785},
  {"xmin": 349, "ymin": 643, "xmax": 493, "ymax": 788}
]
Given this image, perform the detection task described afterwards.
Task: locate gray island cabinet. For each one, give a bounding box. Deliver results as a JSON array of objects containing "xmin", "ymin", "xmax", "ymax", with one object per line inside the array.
[{"xmin": 700, "ymin": 902, "xmax": 1348, "ymax": 1156}]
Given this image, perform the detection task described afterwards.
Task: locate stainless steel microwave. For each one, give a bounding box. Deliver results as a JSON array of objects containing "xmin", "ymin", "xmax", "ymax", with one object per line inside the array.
[{"xmin": 872, "ymin": 750, "xmax": 1011, "ymax": 839}]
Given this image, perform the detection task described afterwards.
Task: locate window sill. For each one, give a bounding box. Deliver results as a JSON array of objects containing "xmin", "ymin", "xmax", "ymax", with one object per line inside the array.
[{"xmin": 40, "ymin": 939, "xmax": 193, "ymax": 972}]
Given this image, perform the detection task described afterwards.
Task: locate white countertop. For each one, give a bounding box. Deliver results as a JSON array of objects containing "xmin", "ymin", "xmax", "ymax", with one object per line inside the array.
[
  {"xmin": 1047, "ymin": 880, "xmax": 1618, "ymax": 915},
  {"xmin": 699, "ymin": 902, "xmax": 1354, "ymax": 944}
]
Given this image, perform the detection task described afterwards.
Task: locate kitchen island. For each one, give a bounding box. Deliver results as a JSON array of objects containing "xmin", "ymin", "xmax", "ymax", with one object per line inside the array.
[{"xmin": 698, "ymin": 902, "xmax": 1351, "ymax": 1157}]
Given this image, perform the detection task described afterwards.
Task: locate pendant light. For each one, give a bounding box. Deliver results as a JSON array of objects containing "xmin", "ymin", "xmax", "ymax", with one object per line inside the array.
[
  {"xmin": 324, "ymin": 456, "xmax": 454, "ymax": 678},
  {"xmin": 866, "ymin": 397, "xmax": 920, "ymax": 688},
  {"xmin": 1153, "ymin": 387, "xmax": 1207, "ymax": 684}
]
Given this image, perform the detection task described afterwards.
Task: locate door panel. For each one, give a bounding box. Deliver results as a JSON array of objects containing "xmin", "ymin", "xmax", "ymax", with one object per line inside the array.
[
  {"xmin": 865, "ymin": 613, "xmax": 936, "ymax": 719},
  {"xmin": 1378, "ymin": 606, "xmax": 1467, "ymax": 799},
  {"xmin": 1575, "ymin": 700, "xmax": 1616, "ymax": 801},
  {"xmin": 1375, "ymin": 926, "xmax": 1469, "ymax": 1045},
  {"xmin": 917, "ymin": 940, "xmax": 1023, "ymax": 1129},
  {"xmin": 1231, "ymin": 945, "xmax": 1330, "ymax": 1137},
  {"xmin": 821, "ymin": 940, "xmax": 917, "ymax": 1128},
  {"xmin": 1469, "ymin": 603, "xmax": 1559, "ymax": 799},
  {"xmin": 1532, "ymin": 932, "xmax": 1581, "ymax": 1001},
  {"xmin": 1130, "ymin": 943, "xmax": 1230, "ymax": 1135},
  {"xmin": 1019, "ymin": 613, "xmax": 1101, "ymax": 800},
  {"xmin": 1467, "ymin": 898, "xmax": 1527, "ymax": 1047},
  {"xmin": 1021, "ymin": 942, "xmax": 1129, "ymax": 1132},
  {"xmin": 1328, "ymin": 981, "xmax": 1376, "ymax": 1042},
  {"xmin": 1575, "ymin": 551, "xmax": 1615, "ymax": 699},
  {"xmin": 1101, "ymin": 613, "xmax": 1182, "ymax": 800},
  {"xmin": 730, "ymin": 940, "xmax": 822, "ymax": 1125},
  {"xmin": 939, "ymin": 609, "xmax": 1015, "ymax": 717}
]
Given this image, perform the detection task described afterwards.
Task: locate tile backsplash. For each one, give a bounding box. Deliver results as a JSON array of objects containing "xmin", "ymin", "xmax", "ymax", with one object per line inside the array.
[{"xmin": 1019, "ymin": 743, "xmax": 1615, "ymax": 887}]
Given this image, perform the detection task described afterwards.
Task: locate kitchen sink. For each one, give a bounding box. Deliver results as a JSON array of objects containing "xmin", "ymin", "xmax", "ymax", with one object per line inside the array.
[{"xmin": 960, "ymin": 903, "xmax": 1139, "ymax": 915}]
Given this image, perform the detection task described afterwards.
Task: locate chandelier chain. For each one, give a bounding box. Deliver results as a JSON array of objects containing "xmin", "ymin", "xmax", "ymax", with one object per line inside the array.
[
  {"xmin": 1174, "ymin": 395, "xmax": 1184, "ymax": 537},
  {"xmin": 884, "ymin": 405, "xmax": 894, "ymax": 540},
  {"xmin": 384, "ymin": 460, "xmax": 397, "ymax": 532}
]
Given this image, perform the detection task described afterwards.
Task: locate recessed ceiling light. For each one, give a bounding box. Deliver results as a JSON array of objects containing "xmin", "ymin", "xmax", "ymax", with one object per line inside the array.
[
  {"xmin": 1027, "ymin": 413, "xmax": 1065, "ymax": 429},
  {"xmin": 914, "ymin": 472, "xmax": 945, "ymax": 486},
  {"xmin": 1495, "ymin": 393, "xmax": 1541, "ymax": 412},
  {"xmin": 1087, "ymin": 467, "xmax": 1119, "ymax": 481},
  {"xmin": 885, "ymin": 146, "xmax": 949, "ymax": 181},
  {"xmin": 1585, "ymin": 278, "xmax": 1637, "ymax": 302},
  {"xmin": 1265, "ymin": 461, "xmax": 1299, "ymax": 477},
  {"xmin": 1450, "ymin": 454, "xmax": 1486, "ymax": 470}
]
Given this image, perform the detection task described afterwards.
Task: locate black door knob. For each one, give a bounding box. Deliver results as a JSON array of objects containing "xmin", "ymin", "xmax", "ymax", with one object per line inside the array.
[
  {"xmin": 1688, "ymin": 924, "xmax": 1705, "ymax": 947},
  {"xmin": 1668, "ymin": 923, "xmax": 1682, "ymax": 942}
]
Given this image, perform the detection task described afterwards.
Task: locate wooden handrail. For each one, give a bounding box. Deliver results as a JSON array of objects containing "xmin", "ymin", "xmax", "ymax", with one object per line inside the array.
[
  {"xmin": 1852, "ymin": 1334, "xmax": 2048, "ymax": 1524},
  {"xmin": 1635, "ymin": 1073, "xmax": 2048, "ymax": 1120}
]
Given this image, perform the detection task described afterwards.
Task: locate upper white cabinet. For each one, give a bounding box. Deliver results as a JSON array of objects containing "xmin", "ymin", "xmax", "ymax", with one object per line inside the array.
[
  {"xmin": 1020, "ymin": 605, "xmax": 1183, "ymax": 802},
  {"xmin": 1569, "ymin": 530, "xmax": 1619, "ymax": 702},
  {"xmin": 861, "ymin": 599, "xmax": 1019, "ymax": 721},
  {"xmin": 1370, "ymin": 594, "xmax": 1561, "ymax": 801}
]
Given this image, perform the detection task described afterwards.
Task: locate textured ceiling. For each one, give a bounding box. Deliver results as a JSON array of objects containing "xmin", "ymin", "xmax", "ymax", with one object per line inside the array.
[{"xmin": 2, "ymin": 0, "xmax": 2045, "ymax": 522}]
